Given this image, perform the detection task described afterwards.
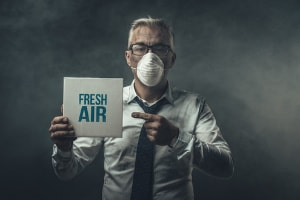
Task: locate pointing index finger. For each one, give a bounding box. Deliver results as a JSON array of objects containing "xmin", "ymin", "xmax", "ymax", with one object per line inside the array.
[{"xmin": 131, "ymin": 112, "xmax": 154, "ymax": 121}]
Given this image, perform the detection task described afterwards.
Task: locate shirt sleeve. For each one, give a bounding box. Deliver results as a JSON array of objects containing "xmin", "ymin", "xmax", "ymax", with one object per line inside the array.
[
  {"xmin": 171, "ymin": 97, "xmax": 234, "ymax": 178},
  {"xmin": 52, "ymin": 137, "xmax": 103, "ymax": 180}
]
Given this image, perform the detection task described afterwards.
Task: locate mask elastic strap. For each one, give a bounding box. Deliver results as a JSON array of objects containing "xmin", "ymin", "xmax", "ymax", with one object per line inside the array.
[{"xmin": 131, "ymin": 67, "xmax": 169, "ymax": 71}]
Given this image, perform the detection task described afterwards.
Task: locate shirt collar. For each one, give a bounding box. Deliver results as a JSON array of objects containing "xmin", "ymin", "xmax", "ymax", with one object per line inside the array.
[{"xmin": 126, "ymin": 80, "xmax": 174, "ymax": 105}]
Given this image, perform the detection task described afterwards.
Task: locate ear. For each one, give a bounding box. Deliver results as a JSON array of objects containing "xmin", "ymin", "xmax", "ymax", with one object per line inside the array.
[
  {"xmin": 125, "ymin": 50, "xmax": 131, "ymax": 67},
  {"xmin": 169, "ymin": 52, "xmax": 176, "ymax": 69}
]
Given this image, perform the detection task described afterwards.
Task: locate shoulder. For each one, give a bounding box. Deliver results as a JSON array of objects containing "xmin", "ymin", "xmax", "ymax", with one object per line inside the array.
[
  {"xmin": 169, "ymin": 87, "xmax": 208, "ymax": 114},
  {"xmin": 171, "ymin": 87, "xmax": 206, "ymax": 104}
]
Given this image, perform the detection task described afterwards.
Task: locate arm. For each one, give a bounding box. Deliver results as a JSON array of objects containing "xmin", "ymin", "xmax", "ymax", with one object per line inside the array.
[
  {"xmin": 192, "ymin": 101, "xmax": 234, "ymax": 177},
  {"xmin": 172, "ymin": 98, "xmax": 234, "ymax": 178},
  {"xmin": 49, "ymin": 116, "xmax": 103, "ymax": 180},
  {"xmin": 130, "ymin": 96, "xmax": 234, "ymax": 178},
  {"xmin": 52, "ymin": 137, "xmax": 103, "ymax": 180}
]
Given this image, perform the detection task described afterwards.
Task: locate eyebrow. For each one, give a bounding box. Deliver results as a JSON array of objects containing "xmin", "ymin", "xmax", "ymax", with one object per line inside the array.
[
  {"xmin": 133, "ymin": 42, "xmax": 168, "ymax": 46},
  {"xmin": 134, "ymin": 42, "xmax": 146, "ymax": 45}
]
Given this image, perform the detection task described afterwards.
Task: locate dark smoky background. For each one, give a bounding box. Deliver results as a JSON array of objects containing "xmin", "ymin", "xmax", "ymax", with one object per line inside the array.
[{"xmin": 1, "ymin": 0, "xmax": 299, "ymax": 199}]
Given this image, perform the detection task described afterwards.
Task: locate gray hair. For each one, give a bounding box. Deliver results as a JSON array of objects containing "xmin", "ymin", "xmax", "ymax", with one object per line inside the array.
[{"xmin": 127, "ymin": 17, "xmax": 175, "ymax": 51}]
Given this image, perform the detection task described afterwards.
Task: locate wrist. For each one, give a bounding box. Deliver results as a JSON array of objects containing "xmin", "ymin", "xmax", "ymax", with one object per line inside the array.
[
  {"xmin": 168, "ymin": 127, "xmax": 179, "ymax": 148},
  {"xmin": 57, "ymin": 142, "xmax": 73, "ymax": 152}
]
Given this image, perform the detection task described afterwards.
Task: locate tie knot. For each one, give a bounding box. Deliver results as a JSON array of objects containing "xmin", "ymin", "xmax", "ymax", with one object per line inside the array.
[{"xmin": 134, "ymin": 97, "xmax": 167, "ymax": 114}]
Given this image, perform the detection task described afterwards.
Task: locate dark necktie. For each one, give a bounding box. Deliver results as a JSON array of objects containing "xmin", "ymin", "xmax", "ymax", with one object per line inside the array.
[{"xmin": 130, "ymin": 96, "xmax": 167, "ymax": 200}]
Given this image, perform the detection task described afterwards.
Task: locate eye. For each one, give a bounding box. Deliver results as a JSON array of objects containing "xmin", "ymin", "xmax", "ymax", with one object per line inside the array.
[
  {"xmin": 133, "ymin": 45, "xmax": 146, "ymax": 51},
  {"xmin": 154, "ymin": 46, "xmax": 164, "ymax": 50},
  {"xmin": 153, "ymin": 45, "xmax": 168, "ymax": 52}
]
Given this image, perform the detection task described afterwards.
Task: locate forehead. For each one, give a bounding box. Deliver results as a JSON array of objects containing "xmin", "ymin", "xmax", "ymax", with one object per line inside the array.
[{"xmin": 130, "ymin": 25, "xmax": 170, "ymax": 45}]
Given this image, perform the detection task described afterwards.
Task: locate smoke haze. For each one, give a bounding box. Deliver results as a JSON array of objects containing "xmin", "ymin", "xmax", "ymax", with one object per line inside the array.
[{"xmin": 1, "ymin": 0, "xmax": 299, "ymax": 199}]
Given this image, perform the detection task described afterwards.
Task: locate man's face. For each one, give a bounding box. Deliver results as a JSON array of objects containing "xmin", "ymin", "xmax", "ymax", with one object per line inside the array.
[{"xmin": 125, "ymin": 25, "xmax": 176, "ymax": 75}]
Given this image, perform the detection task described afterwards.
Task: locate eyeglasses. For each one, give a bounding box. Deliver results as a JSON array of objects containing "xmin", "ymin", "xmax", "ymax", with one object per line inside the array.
[{"xmin": 128, "ymin": 43, "xmax": 171, "ymax": 57}]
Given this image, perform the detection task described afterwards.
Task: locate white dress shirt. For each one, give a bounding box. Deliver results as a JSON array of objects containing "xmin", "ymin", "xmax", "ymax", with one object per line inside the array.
[{"xmin": 52, "ymin": 81, "xmax": 234, "ymax": 200}]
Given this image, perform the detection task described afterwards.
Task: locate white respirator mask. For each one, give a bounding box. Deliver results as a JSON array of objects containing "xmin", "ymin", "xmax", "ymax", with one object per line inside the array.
[{"xmin": 131, "ymin": 53, "xmax": 166, "ymax": 87}]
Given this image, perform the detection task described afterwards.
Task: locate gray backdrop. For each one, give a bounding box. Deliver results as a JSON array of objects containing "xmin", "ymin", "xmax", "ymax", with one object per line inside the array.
[{"xmin": 1, "ymin": 0, "xmax": 299, "ymax": 199}]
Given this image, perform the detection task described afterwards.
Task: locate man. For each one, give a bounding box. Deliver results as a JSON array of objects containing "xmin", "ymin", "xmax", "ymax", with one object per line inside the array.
[{"xmin": 49, "ymin": 17, "xmax": 234, "ymax": 200}]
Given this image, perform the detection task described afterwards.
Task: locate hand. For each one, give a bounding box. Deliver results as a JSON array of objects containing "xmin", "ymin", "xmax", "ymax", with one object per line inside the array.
[
  {"xmin": 132, "ymin": 112, "xmax": 179, "ymax": 146},
  {"xmin": 49, "ymin": 116, "xmax": 76, "ymax": 151}
]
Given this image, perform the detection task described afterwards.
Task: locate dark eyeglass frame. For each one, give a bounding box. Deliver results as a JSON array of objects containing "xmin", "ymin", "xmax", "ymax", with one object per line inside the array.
[{"xmin": 128, "ymin": 43, "xmax": 172, "ymax": 57}]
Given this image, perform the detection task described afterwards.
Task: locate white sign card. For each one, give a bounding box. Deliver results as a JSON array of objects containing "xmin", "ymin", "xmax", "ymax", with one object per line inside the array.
[{"xmin": 63, "ymin": 77, "xmax": 123, "ymax": 137}]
